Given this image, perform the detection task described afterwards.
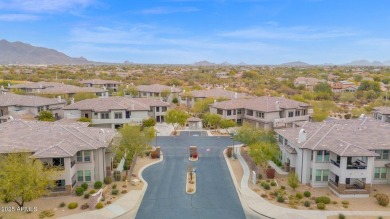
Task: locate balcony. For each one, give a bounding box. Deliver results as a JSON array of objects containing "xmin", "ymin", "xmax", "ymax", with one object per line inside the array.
[
  {"xmin": 331, "ymin": 160, "xmax": 340, "ymax": 167},
  {"xmin": 346, "ymin": 160, "xmax": 367, "ymax": 170}
]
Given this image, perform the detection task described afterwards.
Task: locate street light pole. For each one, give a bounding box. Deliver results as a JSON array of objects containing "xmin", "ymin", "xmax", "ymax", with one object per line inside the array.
[
  {"xmin": 230, "ymin": 136, "xmax": 235, "ymax": 159},
  {"xmin": 155, "ymin": 131, "xmax": 159, "ymax": 146}
]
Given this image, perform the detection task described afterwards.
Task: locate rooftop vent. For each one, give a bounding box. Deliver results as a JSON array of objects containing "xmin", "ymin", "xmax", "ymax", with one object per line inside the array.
[{"xmin": 298, "ymin": 128, "xmax": 307, "ymax": 143}]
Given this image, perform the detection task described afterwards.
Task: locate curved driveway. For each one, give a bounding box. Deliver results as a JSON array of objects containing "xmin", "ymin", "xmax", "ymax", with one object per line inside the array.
[{"xmin": 135, "ymin": 135, "xmax": 246, "ymax": 219}]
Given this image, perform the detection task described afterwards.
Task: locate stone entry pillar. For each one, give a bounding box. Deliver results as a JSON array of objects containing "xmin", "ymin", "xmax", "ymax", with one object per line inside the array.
[{"xmin": 189, "ymin": 146, "xmax": 197, "ymax": 157}]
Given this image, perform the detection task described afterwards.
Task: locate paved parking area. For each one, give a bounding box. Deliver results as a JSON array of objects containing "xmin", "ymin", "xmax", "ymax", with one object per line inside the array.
[{"xmin": 136, "ymin": 136, "xmax": 245, "ymax": 219}]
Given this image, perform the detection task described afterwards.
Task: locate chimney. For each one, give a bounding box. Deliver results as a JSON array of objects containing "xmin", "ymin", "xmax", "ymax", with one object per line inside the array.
[
  {"xmin": 234, "ymin": 92, "xmax": 238, "ymax": 99},
  {"xmin": 99, "ymin": 129, "xmax": 105, "ymax": 143},
  {"xmin": 71, "ymin": 98, "xmax": 75, "ymax": 104},
  {"xmin": 131, "ymin": 101, "xmax": 135, "ymax": 110},
  {"xmin": 298, "ymin": 128, "xmax": 307, "ymax": 143},
  {"xmin": 275, "ymin": 101, "xmax": 280, "ymax": 111},
  {"xmin": 57, "ymin": 96, "xmax": 62, "ymax": 102}
]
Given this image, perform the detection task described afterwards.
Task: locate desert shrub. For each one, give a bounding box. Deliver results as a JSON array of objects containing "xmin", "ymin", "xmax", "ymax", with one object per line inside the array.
[
  {"xmin": 304, "ymin": 200, "xmax": 310, "ymax": 207},
  {"xmin": 339, "ymin": 213, "xmax": 346, "ymax": 219},
  {"xmin": 121, "ymin": 190, "xmax": 127, "ymax": 194},
  {"xmin": 112, "ymin": 189, "xmax": 119, "ymax": 195},
  {"xmin": 75, "ymin": 187, "xmax": 84, "ymax": 196},
  {"xmin": 84, "ymin": 193, "xmax": 90, "ymax": 199},
  {"xmin": 112, "ymin": 184, "xmax": 117, "ymax": 189},
  {"xmin": 303, "ymin": 191, "xmax": 311, "ymax": 197},
  {"xmin": 376, "ymin": 193, "xmax": 389, "ymax": 206},
  {"xmin": 258, "ymin": 173, "xmax": 263, "ymax": 180},
  {"xmin": 81, "ymin": 183, "xmax": 88, "ymax": 191},
  {"xmin": 317, "ymin": 203, "xmax": 326, "ymax": 210},
  {"xmin": 94, "ymin": 181, "xmax": 103, "ymax": 189},
  {"xmin": 343, "ymin": 204, "xmax": 348, "ymax": 208},
  {"xmin": 332, "ymin": 201, "xmax": 338, "ymax": 204},
  {"xmin": 341, "ymin": 200, "xmax": 349, "ymax": 205},
  {"xmin": 315, "ymin": 196, "xmax": 331, "ymax": 204},
  {"xmin": 59, "ymin": 202, "xmax": 66, "ymax": 208},
  {"xmin": 106, "ymin": 201, "xmax": 112, "ymax": 205},
  {"xmin": 80, "ymin": 203, "xmax": 89, "ymax": 210},
  {"xmin": 89, "ymin": 189, "xmax": 96, "ymax": 194},
  {"xmin": 38, "ymin": 209, "xmax": 54, "ymax": 218},
  {"xmin": 68, "ymin": 202, "xmax": 78, "ymax": 209},
  {"xmin": 260, "ymin": 181, "xmax": 266, "ymax": 187},
  {"xmin": 104, "ymin": 176, "xmax": 112, "ymax": 185},
  {"xmin": 295, "ymin": 193, "xmax": 303, "ymax": 200},
  {"xmin": 277, "ymin": 195, "xmax": 285, "ymax": 203},
  {"xmin": 263, "ymin": 183, "xmax": 270, "ymax": 190},
  {"xmin": 95, "ymin": 202, "xmax": 104, "ymax": 209},
  {"xmin": 270, "ymin": 182, "xmax": 276, "ymax": 186},
  {"xmin": 281, "ymin": 186, "xmax": 286, "ymax": 190},
  {"xmin": 261, "ymin": 193, "xmax": 268, "ymax": 198}
]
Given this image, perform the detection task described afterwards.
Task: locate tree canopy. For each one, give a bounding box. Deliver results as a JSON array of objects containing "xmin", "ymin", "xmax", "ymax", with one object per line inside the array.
[
  {"xmin": 38, "ymin": 110, "xmax": 55, "ymax": 122},
  {"xmin": 165, "ymin": 109, "xmax": 190, "ymax": 134},
  {"xmin": 0, "ymin": 152, "xmax": 59, "ymax": 207},
  {"xmin": 117, "ymin": 125, "xmax": 155, "ymax": 161}
]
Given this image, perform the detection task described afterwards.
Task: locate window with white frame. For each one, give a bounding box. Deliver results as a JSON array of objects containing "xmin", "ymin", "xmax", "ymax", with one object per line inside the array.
[
  {"xmin": 375, "ymin": 150, "xmax": 389, "ymax": 160},
  {"xmin": 114, "ymin": 112, "xmax": 122, "ymax": 119},
  {"xmin": 77, "ymin": 170, "xmax": 83, "ymax": 182},
  {"xmin": 84, "ymin": 151, "xmax": 91, "ymax": 162},
  {"xmin": 374, "ymin": 167, "xmax": 387, "ymax": 179},
  {"xmin": 315, "ymin": 169, "xmax": 329, "ymax": 182},
  {"xmin": 256, "ymin": 111, "xmax": 264, "ymax": 118},
  {"xmin": 237, "ymin": 109, "xmax": 242, "ymax": 114},
  {"xmin": 85, "ymin": 170, "xmax": 91, "ymax": 182},
  {"xmin": 316, "ymin": 150, "xmax": 330, "ymax": 162},
  {"xmin": 76, "ymin": 151, "xmax": 83, "ymax": 162},
  {"xmin": 295, "ymin": 111, "xmax": 301, "ymax": 116},
  {"xmin": 227, "ymin": 110, "xmax": 232, "ymax": 116},
  {"xmin": 288, "ymin": 111, "xmax": 294, "ymax": 117},
  {"xmin": 101, "ymin": 113, "xmax": 109, "ymax": 119}
]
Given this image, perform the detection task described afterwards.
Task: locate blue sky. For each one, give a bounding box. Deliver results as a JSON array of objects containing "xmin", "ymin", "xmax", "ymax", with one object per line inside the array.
[{"xmin": 1, "ymin": 0, "xmax": 390, "ymax": 64}]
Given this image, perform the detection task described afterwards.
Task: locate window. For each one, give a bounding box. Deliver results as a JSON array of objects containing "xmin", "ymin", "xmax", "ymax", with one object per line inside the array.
[
  {"xmin": 303, "ymin": 110, "xmax": 307, "ymax": 115},
  {"xmin": 162, "ymin": 107, "xmax": 167, "ymax": 112},
  {"xmin": 126, "ymin": 111, "xmax": 131, "ymax": 118},
  {"xmin": 237, "ymin": 109, "xmax": 242, "ymax": 114},
  {"xmin": 278, "ymin": 135, "xmax": 283, "ymax": 144},
  {"xmin": 315, "ymin": 169, "xmax": 329, "ymax": 182},
  {"xmin": 52, "ymin": 158, "xmax": 64, "ymax": 167},
  {"xmin": 217, "ymin": 109, "xmax": 223, "ymax": 115},
  {"xmin": 77, "ymin": 151, "xmax": 83, "ymax": 162},
  {"xmin": 256, "ymin": 112, "xmax": 264, "ymax": 118},
  {"xmin": 55, "ymin": 179, "xmax": 65, "ymax": 187},
  {"xmin": 236, "ymin": 119, "xmax": 242, "ymax": 124},
  {"xmin": 77, "ymin": 170, "xmax": 83, "ymax": 182},
  {"xmin": 233, "ymin": 110, "xmax": 237, "ymax": 115},
  {"xmin": 84, "ymin": 113, "xmax": 89, "ymax": 118},
  {"xmin": 85, "ymin": 170, "xmax": 91, "ymax": 182},
  {"xmin": 295, "ymin": 111, "xmax": 301, "ymax": 116},
  {"xmin": 38, "ymin": 106, "xmax": 44, "ymax": 113},
  {"xmin": 374, "ymin": 167, "xmax": 387, "ymax": 179},
  {"xmin": 375, "ymin": 150, "xmax": 389, "ymax": 160},
  {"xmin": 288, "ymin": 111, "xmax": 294, "ymax": 117},
  {"xmin": 227, "ymin": 110, "xmax": 232, "ymax": 116},
  {"xmin": 316, "ymin": 151, "xmax": 330, "ymax": 162},
  {"xmin": 101, "ymin": 113, "xmax": 109, "ymax": 119},
  {"xmin": 84, "ymin": 151, "xmax": 91, "ymax": 162},
  {"xmin": 114, "ymin": 112, "xmax": 122, "ymax": 119},
  {"xmin": 246, "ymin": 110, "xmax": 253, "ymax": 116},
  {"xmin": 156, "ymin": 107, "xmax": 160, "ymax": 112}
]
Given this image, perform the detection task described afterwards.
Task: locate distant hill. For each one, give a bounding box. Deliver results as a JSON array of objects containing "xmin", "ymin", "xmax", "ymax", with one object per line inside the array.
[
  {"xmin": 343, "ymin": 60, "xmax": 389, "ymax": 66},
  {"xmin": 279, "ymin": 61, "xmax": 310, "ymax": 66},
  {"xmin": 193, "ymin": 60, "xmax": 216, "ymax": 66},
  {"xmin": 0, "ymin": 39, "xmax": 94, "ymax": 65}
]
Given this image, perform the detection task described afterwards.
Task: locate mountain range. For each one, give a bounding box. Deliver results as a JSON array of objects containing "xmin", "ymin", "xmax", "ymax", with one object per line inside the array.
[{"xmin": 0, "ymin": 39, "xmax": 93, "ymax": 65}]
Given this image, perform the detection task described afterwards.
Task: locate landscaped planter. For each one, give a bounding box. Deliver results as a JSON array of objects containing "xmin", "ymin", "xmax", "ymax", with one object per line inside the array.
[
  {"xmin": 186, "ymin": 172, "xmax": 196, "ymax": 194},
  {"xmin": 266, "ymin": 168, "xmax": 276, "ymax": 179}
]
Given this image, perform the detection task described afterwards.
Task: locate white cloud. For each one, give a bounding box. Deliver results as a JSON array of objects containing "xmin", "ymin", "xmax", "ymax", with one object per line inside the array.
[
  {"xmin": 0, "ymin": 13, "xmax": 39, "ymax": 21},
  {"xmin": 0, "ymin": 0, "xmax": 95, "ymax": 13},
  {"xmin": 219, "ymin": 26, "xmax": 357, "ymax": 40},
  {"xmin": 137, "ymin": 6, "xmax": 200, "ymax": 15}
]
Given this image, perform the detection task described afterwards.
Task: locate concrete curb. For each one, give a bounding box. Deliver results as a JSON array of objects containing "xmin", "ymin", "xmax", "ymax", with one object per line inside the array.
[
  {"xmin": 185, "ymin": 172, "xmax": 196, "ymax": 194},
  {"xmin": 113, "ymin": 152, "xmax": 164, "ymax": 219}
]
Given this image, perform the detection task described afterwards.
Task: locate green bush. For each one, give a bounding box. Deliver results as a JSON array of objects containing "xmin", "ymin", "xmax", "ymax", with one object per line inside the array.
[
  {"xmin": 332, "ymin": 201, "xmax": 338, "ymax": 204},
  {"xmin": 295, "ymin": 193, "xmax": 303, "ymax": 200},
  {"xmin": 75, "ymin": 187, "xmax": 84, "ymax": 196},
  {"xmin": 81, "ymin": 183, "xmax": 88, "ymax": 191},
  {"xmin": 281, "ymin": 186, "xmax": 286, "ymax": 190},
  {"xmin": 112, "ymin": 189, "xmax": 119, "ymax": 195},
  {"xmin": 317, "ymin": 203, "xmax": 326, "ymax": 210},
  {"xmin": 94, "ymin": 181, "xmax": 103, "ymax": 189},
  {"xmin": 304, "ymin": 200, "xmax": 310, "ymax": 207},
  {"xmin": 260, "ymin": 181, "xmax": 266, "ymax": 187},
  {"xmin": 104, "ymin": 176, "xmax": 112, "ymax": 185},
  {"xmin": 315, "ymin": 196, "xmax": 331, "ymax": 204},
  {"xmin": 112, "ymin": 184, "xmax": 117, "ymax": 189},
  {"xmin": 84, "ymin": 193, "xmax": 90, "ymax": 199},
  {"xmin": 341, "ymin": 200, "xmax": 349, "ymax": 205},
  {"xmin": 263, "ymin": 183, "xmax": 270, "ymax": 190},
  {"xmin": 270, "ymin": 182, "xmax": 277, "ymax": 186},
  {"xmin": 258, "ymin": 173, "xmax": 263, "ymax": 180},
  {"xmin": 277, "ymin": 195, "xmax": 285, "ymax": 203},
  {"xmin": 38, "ymin": 209, "xmax": 55, "ymax": 218},
  {"xmin": 376, "ymin": 193, "xmax": 389, "ymax": 206},
  {"xmin": 68, "ymin": 202, "xmax": 78, "ymax": 209},
  {"xmin": 303, "ymin": 191, "xmax": 311, "ymax": 197},
  {"xmin": 95, "ymin": 202, "xmax": 104, "ymax": 209},
  {"xmin": 89, "ymin": 189, "xmax": 96, "ymax": 194},
  {"xmin": 59, "ymin": 202, "xmax": 66, "ymax": 208},
  {"xmin": 339, "ymin": 213, "xmax": 346, "ymax": 219}
]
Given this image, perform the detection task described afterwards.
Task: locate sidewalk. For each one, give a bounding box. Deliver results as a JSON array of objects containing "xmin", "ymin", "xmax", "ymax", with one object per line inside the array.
[
  {"xmin": 227, "ymin": 146, "xmax": 390, "ymax": 219},
  {"xmin": 59, "ymin": 154, "xmax": 164, "ymax": 219}
]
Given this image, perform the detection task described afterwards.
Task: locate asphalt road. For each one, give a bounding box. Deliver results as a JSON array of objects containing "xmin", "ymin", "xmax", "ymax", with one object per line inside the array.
[{"xmin": 135, "ymin": 135, "xmax": 246, "ymax": 219}]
